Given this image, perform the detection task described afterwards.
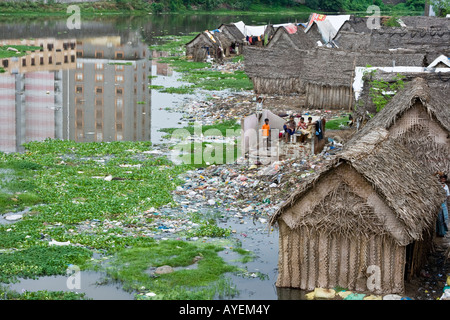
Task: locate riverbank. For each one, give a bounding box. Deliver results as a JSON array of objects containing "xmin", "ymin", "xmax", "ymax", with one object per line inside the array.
[
  {"xmin": 0, "ymin": 1, "xmax": 424, "ymax": 17},
  {"xmin": 0, "ymin": 1, "xmax": 314, "ymax": 17}
]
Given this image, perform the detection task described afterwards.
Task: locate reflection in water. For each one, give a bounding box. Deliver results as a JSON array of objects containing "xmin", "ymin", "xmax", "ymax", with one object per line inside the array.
[
  {"xmin": 0, "ymin": 31, "xmax": 151, "ymax": 152},
  {"xmin": 0, "ymin": 14, "xmax": 311, "ymax": 153}
]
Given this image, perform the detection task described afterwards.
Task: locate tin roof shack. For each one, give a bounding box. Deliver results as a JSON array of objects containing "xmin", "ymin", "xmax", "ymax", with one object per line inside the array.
[
  {"xmin": 352, "ymin": 77, "xmax": 450, "ymax": 175},
  {"xmin": 243, "ymin": 46, "xmax": 425, "ymax": 109},
  {"xmin": 186, "ymin": 30, "xmax": 230, "ymax": 62},
  {"xmin": 269, "ymin": 128, "xmax": 446, "ymax": 294}
]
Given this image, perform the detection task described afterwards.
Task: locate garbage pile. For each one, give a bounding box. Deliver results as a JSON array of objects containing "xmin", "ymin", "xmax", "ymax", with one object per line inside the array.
[
  {"xmin": 171, "ymin": 92, "xmax": 350, "ymax": 130},
  {"xmin": 173, "ymin": 141, "xmax": 342, "ymax": 220}
]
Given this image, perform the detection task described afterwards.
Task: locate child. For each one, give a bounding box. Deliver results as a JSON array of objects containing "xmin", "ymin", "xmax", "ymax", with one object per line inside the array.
[
  {"xmin": 262, "ymin": 118, "xmax": 270, "ymax": 150},
  {"xmin": 283, "ymin": 115, "xmax": 296, "ymax": 143},
  {"xmin": 256, "ymin": 97, "xmax": 265, "ymax": 113}
]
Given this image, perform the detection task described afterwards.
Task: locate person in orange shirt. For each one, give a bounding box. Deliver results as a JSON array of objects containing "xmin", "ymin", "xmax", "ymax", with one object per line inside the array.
[{"xmin": 262, "ymin": 118, "xmax": 270, "ymax": 150}]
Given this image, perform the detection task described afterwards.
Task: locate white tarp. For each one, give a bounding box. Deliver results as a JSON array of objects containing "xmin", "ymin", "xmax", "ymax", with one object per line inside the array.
[
  {"xmin": 305, "ymin": 14, "xmax": 350, "ymax": 43},
  {"xmin": 244, "ymin": 25, "xmax": 267, "ymax": 37},
  {"xmin": 427, "ymin": 54, "xmax": 450, "ymax": 68},
  {"xmin": 233, "ymin": 21, "xmax": 246, "ymax": 36},
  {"xmin": 232, "ymin": 21, "xmax": 295, "ymax": 37},
  {"xmin": 353, "ymin": 57, "xmax": 450, "ymax": 100}
]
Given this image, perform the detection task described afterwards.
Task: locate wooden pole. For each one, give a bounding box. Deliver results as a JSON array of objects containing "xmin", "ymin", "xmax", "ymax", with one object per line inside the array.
[{"xmin": 349, "ymin": 57, "xmax": 356, "ymax": 113}]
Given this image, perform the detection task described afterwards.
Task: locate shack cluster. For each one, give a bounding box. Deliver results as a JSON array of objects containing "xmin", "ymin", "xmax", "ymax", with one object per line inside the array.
[{"xmin": 186, "ymin": 14, "xmax": 450, "ymax": 297}]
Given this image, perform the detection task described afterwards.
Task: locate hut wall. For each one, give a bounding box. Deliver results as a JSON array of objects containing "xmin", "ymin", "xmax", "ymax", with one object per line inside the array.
[
  {"xmin": 251, "ymin": 77, "xmax": 306, "ymax": 95},
  {"xmin": 244, "ymin": 45, "xmax": 425, "ymax": 108},
  {"xmin": 305, "ymin": 83, "xmax": 354, "ymax": 109},
  {"xmin": 186, "ymin": 35, "xmax": 214, "ymax": 62},
  {"xmin": 275, "ymin": 163, "xmax": 412, "ymax": 294},
  {"xmin": 276, "ymin": 221, "xmax": 406, "ymax": 294},
  {"xmin": 388, "ymin": 102, "xmax": 450, "ymax": 174}
]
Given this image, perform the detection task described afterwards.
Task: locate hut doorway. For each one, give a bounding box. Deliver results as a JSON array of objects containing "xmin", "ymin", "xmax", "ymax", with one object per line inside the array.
[{"xmin": 404, "ymin": 242, "xmax": 415, "ymax": 281}]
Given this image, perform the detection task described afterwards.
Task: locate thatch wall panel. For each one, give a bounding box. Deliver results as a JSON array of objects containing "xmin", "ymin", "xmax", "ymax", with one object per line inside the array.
[
  {"xmin": 317, "ymin": 232, "xmax": 329, "ymax": 288},
  {"xmin": 328, "ymin": 234, "xmax": 339, "ymax": 288},
  {"xmin": 290, "ymin": 229, "xmax": 300, "ymax": 287},
  {"xmin": 348, "ymin": 239, "xmax": 359, "ymax": 289},
  {"xmin": 356, "ymin": 237, "xmax": 369, "ymax": 292},
  {"xmin": 278, "ymin": 221, "xmax": 290, "ymax": 288},
  {"xmin": 307, "ymin": 231, "xmax": 317, "ymax": 290},
  {"xmin": 277, "ymin": 223, "xmax": 406, "ymax": 293},
  {"xmin": 382, "ymin": 238, "xmax": 393, "ymax": 292},
  {"xmin": 338, "ymin": 236, "xmax": 349, "ymax": 289},
  {"xmin": 244, "ymin": 45, "xmax": 425, "ymax": 107}
]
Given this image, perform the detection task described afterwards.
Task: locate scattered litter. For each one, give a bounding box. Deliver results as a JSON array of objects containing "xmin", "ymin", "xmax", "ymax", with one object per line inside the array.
[
  {"xmin": 344, "ymin": 293, "xmax": 366, "ymax": 300},
  {"xmin": 383, "ymin": 294, "xmax": 402, "ymax": 300},
  {"xmin": 49, "ymin": 239, "xmax": 71, "ymax": 246}
]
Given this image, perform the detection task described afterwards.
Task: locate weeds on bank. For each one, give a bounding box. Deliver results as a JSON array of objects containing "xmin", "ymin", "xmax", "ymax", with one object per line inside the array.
[
  {"xmin": 0, "ymin": 284, "xmax": 89, "ymax": 300},
  {"xmin": 0, "ymin": 139, "xmax": 248, "ymax": 299},
  {"xmin": 106, "ymin": 239, "xmax": 238, "ymax": 299},
  {"xmin": 325, "ymin": 116, "xmax": 352, "ymax": 130},
  {"xmin": 150, "ymin": 34, "xmax": 253, "ymax": 93},
  {"xmin": 0, "ymin": 45, "xmax": 41, "ymax": 59}
]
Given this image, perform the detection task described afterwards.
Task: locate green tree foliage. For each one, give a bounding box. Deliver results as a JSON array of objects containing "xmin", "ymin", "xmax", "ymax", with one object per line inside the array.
[
  {"xmin": 428, "ymin": 0, "xmax": 450, "ymax": 16},
  {"xmin": 364, "ymin": 69, "xmax": 405, "ymax": 112},
  {"xmin": 305, "ymin": 0, "xmax": 426, "ymax": 12}
]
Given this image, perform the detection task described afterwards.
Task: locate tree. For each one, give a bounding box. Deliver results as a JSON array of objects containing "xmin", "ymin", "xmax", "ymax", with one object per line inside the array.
[
  {"xmin": 305, "ymin": 0, "xmax": 343, "ymax": 12},
  {"xmin": 428, "ymin": 0, "xmax": 450, "ymax": 16}
]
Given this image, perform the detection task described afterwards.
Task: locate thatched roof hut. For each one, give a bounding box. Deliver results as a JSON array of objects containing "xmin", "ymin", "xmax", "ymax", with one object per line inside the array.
[
  {"xmin": 269, "ymin": 127, "xmax": 446, "ymax": 294},
  {"xmin": 356, "ymin": 65, "xmax": 450, "ymax": 116},
  {"xmin": 333, "ymin": 26, "xmax": 450, "ymax": 58},
  {"xmin": 266, "ymin": 25, "xmax": 315, "ymax": 50},
  {"xmin": 243, "ymin": 45, "xmax": 425, "ymax": 108},
  {"xmin": 369, "ymin": 27, "xmax": 450, "ymax": 53},
  {"xmin": 338, "ymin": 15, "xmax": 371, "ymax": 34},
  {"xmin": 186, "ymin": 31, "xmax": 220, "ymax": 62},
  {"xmin": 399, "ymin": 16, "xmax": 450, "ymax": 29},
  {"xmin": 218, "ymin": 23, "xmax": 245, "ymax": 43},
  {"xmin": 351, "ymin": 77, "xmax": 450, "ymax": 175},
  {"xmin": 185, "ymin": 30, "xmax": 233, "ymax": 62}
]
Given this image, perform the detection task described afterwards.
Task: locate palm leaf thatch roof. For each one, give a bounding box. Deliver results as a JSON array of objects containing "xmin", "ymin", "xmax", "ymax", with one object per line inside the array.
[
  {"xmin": 266, "ymin": 25, "xmax": 315, "ymax": 50},
  {"xmin": 218, "ymin": 23, "xmax": 245, "ymax": 42},
  {"xmin": 243, "ymin": 46, "xmax": 425, "ymax": 86},
  {"xmin": 269, "ymin": 127, "xmax": 446, "ymax": 246},
  {"xmin": 351, "ymin": 77, "xmax": 450, "ymax": 142},
  {"xmin": 337, "ymin": 15, "xmax": 371, "ymax": 34},
  {"xmin": 399, "ymin": 16, "xmax": 450, "ymax": 30}
]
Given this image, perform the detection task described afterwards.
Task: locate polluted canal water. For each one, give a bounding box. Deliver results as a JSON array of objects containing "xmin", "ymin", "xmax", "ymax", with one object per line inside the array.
[
  {"xmin": 3, "ymin": 14, "xmax": 448, "ymax": 301},
  {"xmin": 6, "ymin": 271, "xmax": 136, "ymax": 300}
]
